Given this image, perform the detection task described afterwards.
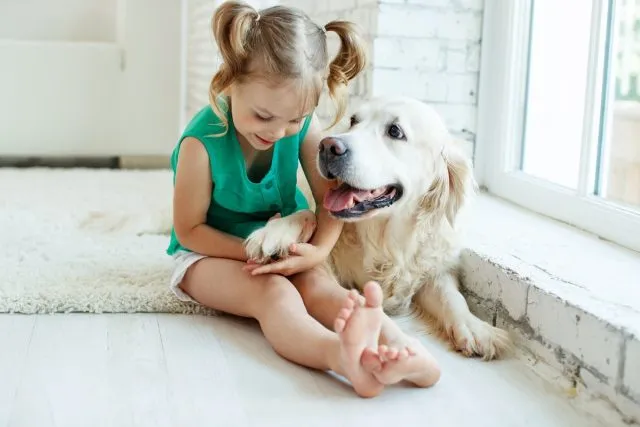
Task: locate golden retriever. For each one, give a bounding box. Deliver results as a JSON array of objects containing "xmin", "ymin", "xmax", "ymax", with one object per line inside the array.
[{"xmin": 244, "ymin": 96, "xmax": 511, "ymax": 360}]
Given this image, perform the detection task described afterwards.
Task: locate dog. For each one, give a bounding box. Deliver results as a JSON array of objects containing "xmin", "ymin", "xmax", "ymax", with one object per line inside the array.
[{"xmin": 245, "ymin": 96, "xmax": 511, "ymax": 360}]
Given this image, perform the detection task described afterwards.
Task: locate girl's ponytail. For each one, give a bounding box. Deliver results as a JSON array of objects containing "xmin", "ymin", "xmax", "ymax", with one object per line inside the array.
[
  {"xmin": 324, "ymin": 21, "xmax": 368, "ymax": 127},
  {"xmin": 209, "ymin": 1, "xmax": 259, "ymax": 132}
]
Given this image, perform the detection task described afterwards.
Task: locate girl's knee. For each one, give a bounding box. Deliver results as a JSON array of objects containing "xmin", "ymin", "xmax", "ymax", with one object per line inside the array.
[
  {"xmin": 259, "ymin": 274, "xmax": 299, "ymax": 304},
  {"xmin": 292, "ymin": 267, "xmax": 340, "ymax": 304}
]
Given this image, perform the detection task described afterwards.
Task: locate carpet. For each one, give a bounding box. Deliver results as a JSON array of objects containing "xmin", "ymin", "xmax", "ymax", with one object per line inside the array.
[{"xmin": 0, "ymin": 167, "xmax": 214, "ymax": 315}]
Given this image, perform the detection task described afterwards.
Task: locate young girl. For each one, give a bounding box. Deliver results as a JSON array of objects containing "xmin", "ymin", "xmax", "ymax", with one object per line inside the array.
[{"xmin": 167, "ymin": 1, "xmax": 441, "ymax": 398}]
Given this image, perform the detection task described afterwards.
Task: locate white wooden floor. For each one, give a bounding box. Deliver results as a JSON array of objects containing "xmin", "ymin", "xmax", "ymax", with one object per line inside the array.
[{"xmin": 0, "ymin": 313, "xmax": 613, "ymax": 427}]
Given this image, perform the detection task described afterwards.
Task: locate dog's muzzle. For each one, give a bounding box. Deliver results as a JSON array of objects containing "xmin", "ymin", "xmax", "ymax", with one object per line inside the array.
[{"xmin": 318, "ymin": 136, "xmax": 350, "ymax": 180}]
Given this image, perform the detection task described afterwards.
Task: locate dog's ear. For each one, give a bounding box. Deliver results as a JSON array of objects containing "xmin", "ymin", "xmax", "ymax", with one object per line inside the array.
[
  {"xmin": 422, "ymin": 139, "xmax": 477, "ymax": 227},
  {"xmin": 443, "ymin": 140, "xmax": 477, "ymax": 225}
]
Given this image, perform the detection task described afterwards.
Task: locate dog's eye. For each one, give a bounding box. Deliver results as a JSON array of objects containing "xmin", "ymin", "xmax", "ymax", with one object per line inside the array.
[
  {"xmin": 349, "ymin": 115, "xmax": 359, "ymax": 128},
  {"xmin": 387, "ymin": 124, "xmax": 405, "ymax": 140}
]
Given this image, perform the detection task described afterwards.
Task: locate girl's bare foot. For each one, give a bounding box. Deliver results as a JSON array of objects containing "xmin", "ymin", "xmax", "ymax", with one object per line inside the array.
[
  {"xmin": 333, "ymin": 281, "xmax": 385, "ymax": 398},
  {"xmin": 363, "ymin": 340, "xmax": 441, "ymax": 388}
]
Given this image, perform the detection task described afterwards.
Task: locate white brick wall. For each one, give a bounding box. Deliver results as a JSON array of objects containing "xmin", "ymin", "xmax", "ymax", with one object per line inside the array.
[
  {"xmin": 185, "ymin": 0, "xmax": 484, "ymax": 153},
  {"xmin": 625, "ymin": 338, "xmax": 640, "ymax": 403},
  {"xmin": 185, "ymin": 0, "xmax": 219, "ymax": 122},
  {"xmin": 526, "ymin": 287, "xmax": 623, "ymax": 381},
  {"xmin": 374, "ymin": 1, "xmax": 483, "ymax": 152},
  {"xmin": 461, "ymin": 232, "xmax": 640, "ymax": 422}
]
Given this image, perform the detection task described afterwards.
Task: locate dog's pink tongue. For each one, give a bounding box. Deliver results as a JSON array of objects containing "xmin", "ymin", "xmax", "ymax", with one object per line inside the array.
[
  {"xmin": 323, "ymin": 184, "xmax": 371, "ymax": 211},
  {"xmin": 323, "ymin": 185, "xmax": 355, "ymax": 211}
]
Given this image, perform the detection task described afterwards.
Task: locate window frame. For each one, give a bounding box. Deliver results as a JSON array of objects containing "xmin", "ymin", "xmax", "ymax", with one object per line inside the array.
[{"xmin": 474, "ymin": 0, "xmax": 640, "ymax": 254}]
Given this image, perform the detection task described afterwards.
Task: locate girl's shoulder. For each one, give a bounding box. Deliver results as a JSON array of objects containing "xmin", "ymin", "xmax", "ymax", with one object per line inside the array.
[
  {"xmin": 170, "ymin": 102, "xmax": 233, "ymax": 174},
  {"xmin": 182, "ymin": 104, "xmax": 228, "ymax": 142}
]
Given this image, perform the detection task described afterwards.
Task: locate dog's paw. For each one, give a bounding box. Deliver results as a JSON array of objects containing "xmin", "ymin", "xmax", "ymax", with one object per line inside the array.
[
  {"xmin": 447, "ymin": 317, "xmax": 512, "ymax": 360},
  {"xmin": 244, "ymin": 210, "xmax": 316, "ymax": 264}
]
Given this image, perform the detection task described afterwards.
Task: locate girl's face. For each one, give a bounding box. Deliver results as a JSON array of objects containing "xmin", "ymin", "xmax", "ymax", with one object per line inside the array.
[{"xmin": 229, "ymin": 78, "xmax": 314, "ymax": 151}]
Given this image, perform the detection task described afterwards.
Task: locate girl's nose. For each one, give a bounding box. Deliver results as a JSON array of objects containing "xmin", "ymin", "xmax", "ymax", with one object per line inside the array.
[{"xmin": 267, "ymin": 128, "xmax": 286, "ymax": 142}]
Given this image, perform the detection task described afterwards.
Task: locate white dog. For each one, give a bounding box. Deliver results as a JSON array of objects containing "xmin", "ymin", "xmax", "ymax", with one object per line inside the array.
[{"xmin": 245, "ymin": 96, "xmax": 511, "ymax": 360}]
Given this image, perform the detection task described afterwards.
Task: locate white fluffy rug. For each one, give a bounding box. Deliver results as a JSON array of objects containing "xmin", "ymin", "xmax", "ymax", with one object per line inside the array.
[{"xmin": 0, "ymin": 167, "xmax": 214, "ymax": 314}]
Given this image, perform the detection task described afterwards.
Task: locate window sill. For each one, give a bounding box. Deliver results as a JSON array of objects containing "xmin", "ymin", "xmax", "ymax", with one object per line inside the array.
[{"xmin": 460, "ymin": 192, "xmax": 640, "ymax": 423}]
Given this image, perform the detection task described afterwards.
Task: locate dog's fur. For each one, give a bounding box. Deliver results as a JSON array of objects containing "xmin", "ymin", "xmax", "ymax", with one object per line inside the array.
[{"xmin": 245, "ymin": 96, "xmax": 511, "ymax": 360}]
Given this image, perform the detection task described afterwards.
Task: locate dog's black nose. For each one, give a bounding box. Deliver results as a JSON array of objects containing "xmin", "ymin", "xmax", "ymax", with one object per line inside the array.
[
  {"xmin": 319, "ymin": 137, "xmax": 347, "ymax": 156},
  {"xmin": 318, "ymin": 136, "xmax": 350, "ymax": 180}
]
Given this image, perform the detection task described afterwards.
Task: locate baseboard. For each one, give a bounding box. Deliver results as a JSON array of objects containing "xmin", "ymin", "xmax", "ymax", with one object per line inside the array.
[
  {"xmin": 118, "ymin": 156, "xmax": 170, "ymax": 169},
  {"xmin": 0, "ymin": 156, "xmax": 119, "ymax": 168},
  {"xmin": 0, "ymin": 156, "xmax": 170, "ymax": 170}
]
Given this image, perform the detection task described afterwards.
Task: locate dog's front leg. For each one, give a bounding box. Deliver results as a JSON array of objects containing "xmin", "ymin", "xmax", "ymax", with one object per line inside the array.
[
  {"xmin": 415, "ymin": 271, "xmax": 511, "ymax": 360},
  {"xmin": 243, "ymin": 209, "xmax": 316, "ymax": 264}
]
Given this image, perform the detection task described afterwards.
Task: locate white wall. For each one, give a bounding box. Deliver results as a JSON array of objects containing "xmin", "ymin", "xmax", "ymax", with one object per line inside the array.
[
  {"xmin": 373, "ymin": 0, "xmax": 483, "ymax": 157},
  {"xmin": 0, "ymin": 0, "xmax": 117, "ymax": 43},
  {"xmin": 116, "ymin": 1, "xmax": 183, "ymax": 156},
  {"xmin": 185, "ymin": 0, "xmax": 220, "ymax": 122},
  {"xmin": 0, "ymin": 0, "xmax": 183, "ymax": 157}
]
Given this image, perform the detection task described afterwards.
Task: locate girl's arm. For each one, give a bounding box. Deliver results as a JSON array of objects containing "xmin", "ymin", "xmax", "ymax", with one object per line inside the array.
[
  {"xmin": 172, "ymin": 137, "xmax": 248, "ymax": 262},
  {"xmin": 243, "ymin": 115, "xmax": 343, "ymax": 276},
  {"xmin": 299, "ymin": 114, "xmax": 344, "ymax": 255}
]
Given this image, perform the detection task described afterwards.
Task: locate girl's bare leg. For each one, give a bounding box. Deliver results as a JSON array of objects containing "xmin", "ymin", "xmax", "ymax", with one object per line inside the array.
[
  {"xmin": 291, "ymin": 267, "xmax": 441, "ymax": 387},
  {"xmin": 291, "ymin": 267, "xmax": 411, "ymax": 343},
  {"xmin": 179, "ymin": 257, "xmax": 385, "ymax": 397}
]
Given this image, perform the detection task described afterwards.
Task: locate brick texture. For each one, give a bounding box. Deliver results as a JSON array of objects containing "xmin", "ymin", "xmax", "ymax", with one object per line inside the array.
[
  {"xmin": 527, "ymin": 287, "xmax": 623, "ymax": 381},
  {"xmin": 623, "ymin": 337, "xmax": 640, "ymax": 403},
  {"xmin": 184, "ymin": 0, "xmax": 219, "ymax": 122},
  {"xmin": 374, "ymin": 1, "xmax": 483, "ymax": 143}
]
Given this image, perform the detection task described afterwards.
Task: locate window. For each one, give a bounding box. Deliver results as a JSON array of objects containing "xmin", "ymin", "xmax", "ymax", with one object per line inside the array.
[{"xmin": 476, "ymin": 0, "xmax": 640, "ymax": 253}]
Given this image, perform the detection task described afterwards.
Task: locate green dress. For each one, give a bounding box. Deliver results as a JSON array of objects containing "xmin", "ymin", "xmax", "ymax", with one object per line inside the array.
[{"xmin": 166, "ymin": 104, "xmax": 312, "ymax": 256}]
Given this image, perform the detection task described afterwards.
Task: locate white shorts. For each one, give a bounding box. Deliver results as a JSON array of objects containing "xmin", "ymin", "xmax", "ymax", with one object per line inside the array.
[{"xmin": 169, "ymin": 250, "xmax": 208, "ymax": 303}]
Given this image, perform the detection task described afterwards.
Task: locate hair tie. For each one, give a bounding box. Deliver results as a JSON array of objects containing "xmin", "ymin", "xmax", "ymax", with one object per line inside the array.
[
  {"xmin": 255, "ymin": 13, "xmax": 260, "ymax": 22},
  {"xmin": 321, "ymin": 25, "xmax": 327, "ymax": 34}
]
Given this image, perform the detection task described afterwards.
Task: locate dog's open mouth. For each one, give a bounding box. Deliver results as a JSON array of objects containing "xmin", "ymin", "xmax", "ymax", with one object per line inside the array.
[{"xmin": 322, "ymin": 181, "xmax": 403, "ymax": 218}]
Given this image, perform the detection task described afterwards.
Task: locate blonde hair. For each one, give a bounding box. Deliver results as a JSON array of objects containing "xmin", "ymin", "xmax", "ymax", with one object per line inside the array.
[{"xmin": 208, "ymin": 1, "xmax": 367, "ymax": 133}]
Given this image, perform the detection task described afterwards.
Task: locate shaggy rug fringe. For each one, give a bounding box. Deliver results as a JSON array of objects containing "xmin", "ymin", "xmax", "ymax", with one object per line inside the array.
[{"xmin": 1, "ymin": 167, "xmax": 214, "ymax": 315}]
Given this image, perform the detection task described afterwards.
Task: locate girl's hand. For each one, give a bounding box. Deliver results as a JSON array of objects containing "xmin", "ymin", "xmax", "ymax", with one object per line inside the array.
[{"xmin": 243, "ymin": 243, "xmax": 328, "ymax": 276}]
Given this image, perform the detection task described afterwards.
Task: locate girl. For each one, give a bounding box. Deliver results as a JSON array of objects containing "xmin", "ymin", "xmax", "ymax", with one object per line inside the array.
[{"xmin": 167, "ymin": 1, "xmax": 441, "ymax": 398}]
